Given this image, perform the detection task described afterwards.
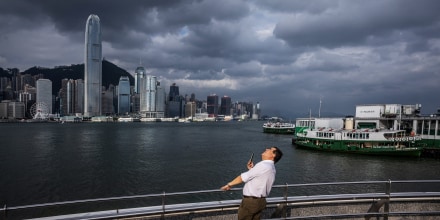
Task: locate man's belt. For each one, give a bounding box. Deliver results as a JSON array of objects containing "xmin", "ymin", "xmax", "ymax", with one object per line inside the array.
[{"xmin": 243, "ymin": 195, "xmax": 266, "ymax": 199}]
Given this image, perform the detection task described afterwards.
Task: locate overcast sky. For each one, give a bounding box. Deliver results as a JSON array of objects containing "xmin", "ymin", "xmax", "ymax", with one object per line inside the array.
[{"xmin": 1, "ymin": 0, "xmax": 439, "ymax": 118}]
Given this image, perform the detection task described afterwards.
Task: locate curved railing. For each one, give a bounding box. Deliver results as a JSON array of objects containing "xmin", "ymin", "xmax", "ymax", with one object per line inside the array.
[{"xmin": 2, "ymin": 180, "xmax": 440, "ymax": 219}]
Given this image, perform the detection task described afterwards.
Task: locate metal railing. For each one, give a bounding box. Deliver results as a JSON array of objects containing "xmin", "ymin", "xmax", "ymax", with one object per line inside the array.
[{"xmin": 1, "ymin": 179, "xmax": 440, "ymax": 219}]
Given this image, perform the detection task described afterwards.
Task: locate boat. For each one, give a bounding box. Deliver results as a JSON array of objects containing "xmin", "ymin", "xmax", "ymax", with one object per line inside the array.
[
  {"xmin": 263, "ymin": 117, "xmax": 295, "ymax": 134},
  {"xmin": 294, "ymin": 127, "xmax": 424, "ymax": 157},
  {"xmin": 294, "ymin": 103, "xmax": 440, "ymax": 153},
  {"xmin": 118, "ymin": 117, "xmax": 141, "ymax": 122}
]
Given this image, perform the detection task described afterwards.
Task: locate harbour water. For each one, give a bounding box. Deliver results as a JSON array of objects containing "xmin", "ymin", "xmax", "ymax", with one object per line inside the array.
[{"xmin": 1, "ymin": 121, "xmax": 440, "ymax": 208}]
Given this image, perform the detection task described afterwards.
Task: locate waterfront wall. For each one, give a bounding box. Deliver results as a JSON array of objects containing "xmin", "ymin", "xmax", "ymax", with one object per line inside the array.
[{"xmin": 120, "ymin": 200, "xmax": 440, "ymax": 220}]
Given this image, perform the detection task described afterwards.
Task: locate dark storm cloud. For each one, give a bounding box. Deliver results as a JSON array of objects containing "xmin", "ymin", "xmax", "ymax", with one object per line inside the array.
[
  {"xmin": 254, "ymin": 0, "xmax": 337, "ymax": 14},
  {"xmin": 1, "ymin": 0, "xmax": 440, "ymax": 116},
  {"xmin": 273, "ymin": 0, "xmax": 440, "ymax": 48}
]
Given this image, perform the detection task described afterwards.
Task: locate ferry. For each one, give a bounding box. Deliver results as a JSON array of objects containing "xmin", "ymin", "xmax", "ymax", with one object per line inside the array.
[
  {"xmin": 293, "ymin": 103, "xmax": 440, "ymax": 157},
  {"xmin": 263, "ymin": 117, "xmax": 295, "ymax": 134},
  {"xmin": 118, "ymin": 117, "xmax": 141, "ymax": 122},
  {"xmin": 294, "ymin": 127, "xmax": 423, "ymax": 157}
]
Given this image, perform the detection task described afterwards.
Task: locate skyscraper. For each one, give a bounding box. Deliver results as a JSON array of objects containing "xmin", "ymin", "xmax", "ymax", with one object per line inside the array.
[
  {"xmin": 167, "ymin": 83, "xmax": 183, "ymax": 118},
  {"xmin": 140, "ymin": 75, "xmax": 157, "ymax": 116},
  {"xmin": 207, "ymin": 94, "xmax": 219, "ymax": 117},
  {"xmin": 168, "ymin": 83, "xmax": 179, "ymax": 101},
  {"xmin": 220, "ymin": 96, "xmax": 231, "ymax": 115},
  {"xmin": 74, "ymin": 79, "xmax": 84, "ymax": 114},
  {"xmin": 134, "ymin": 66, "xmax": 145, "ymax": 94},
  {"xmin": 118, "ymin": 76, "xmax": 130, "ymax": 114},
  {"xmin": 84, "ymin": 14, "xmax": 102, "ymax": 117},
  {"xmin": 156, "ymin": 82, "xmax": 166, "ymax": 118},
  {"xmin": 36, "ymin": 79, "xmax": 52, "ymax": 114}
]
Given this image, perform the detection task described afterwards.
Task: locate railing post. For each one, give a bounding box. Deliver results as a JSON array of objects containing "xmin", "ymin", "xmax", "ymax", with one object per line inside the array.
[
  {"xmin": 161, "ymin": 191, "xmax": 166, "ymax": 220},
  {"xmin": 384, "ymin": 180, "xmax": 391, "ymax": 220},
  {"xmin": 3, "ymin": 204, "xmax": 6, "ymax": 219},
  {"xmin": 283, "ymin": 183, "xmax": 288, "ymax": 218}
]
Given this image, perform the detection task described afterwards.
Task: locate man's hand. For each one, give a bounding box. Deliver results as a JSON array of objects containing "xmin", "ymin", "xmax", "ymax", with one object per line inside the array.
[
  {"xmin": 220, "ymin": 184, "xmax": 232, "ymax": 191},
  {"xmin": 247, "ymin": 161, "xmax": 254, "ymax": 170}
]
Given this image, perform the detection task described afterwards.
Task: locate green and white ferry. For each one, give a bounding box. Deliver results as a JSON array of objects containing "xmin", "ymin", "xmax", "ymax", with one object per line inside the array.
[
  {"xmin": 293, "ymin": 103, "xmax": 440, "ymax": 157},
  {"xmin": 263, "ymin": 117, "xmax": 295, "ymax": 134},
  {"xmin": 294, "ymin": 127, "xmax": 423, "ymax": 157}
]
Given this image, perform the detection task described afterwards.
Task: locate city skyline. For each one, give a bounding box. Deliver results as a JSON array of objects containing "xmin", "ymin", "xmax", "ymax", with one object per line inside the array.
[
  {"xmin": 1, "ymin": 1, "xmax": 440, "ymax": 117},
  {"xmin": 0, "ymin": 69, "xmax": 261, "ymax": 120}
]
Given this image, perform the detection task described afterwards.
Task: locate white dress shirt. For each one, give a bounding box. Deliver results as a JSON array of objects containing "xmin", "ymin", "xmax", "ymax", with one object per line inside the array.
[{"xmin": 240, "ymin": 160, "xmax": 276, "ymax": 198}]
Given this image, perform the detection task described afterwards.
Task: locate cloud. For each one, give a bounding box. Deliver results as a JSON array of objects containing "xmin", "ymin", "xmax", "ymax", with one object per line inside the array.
[
  {"xmin": 273, "ymin": 1, "xmax": 440, "ymax": 48},
  {"xmin": 0, "ymin": 0, "xmax": 439, "ymax": 117}
]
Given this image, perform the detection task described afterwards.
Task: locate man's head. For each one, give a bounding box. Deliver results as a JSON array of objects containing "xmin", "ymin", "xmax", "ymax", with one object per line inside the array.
[{"xmin": 262, "ymin": 146, "xmax": 283, "ymax": 163}]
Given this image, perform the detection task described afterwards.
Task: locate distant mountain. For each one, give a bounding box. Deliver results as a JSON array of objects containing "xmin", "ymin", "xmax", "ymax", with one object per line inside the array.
[
  {"xmin": 21, "ymin": 59, "xmax": 134, "ymax": 95},
  {"xmin": 0, "ymin": 67, "xmax": 19, "ymax": 77}
]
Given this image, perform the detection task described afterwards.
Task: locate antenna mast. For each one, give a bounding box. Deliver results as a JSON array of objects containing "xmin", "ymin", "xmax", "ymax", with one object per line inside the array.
[{"xmin": 319, "ymin": 96, "xmax": 322, "ymax": 118}]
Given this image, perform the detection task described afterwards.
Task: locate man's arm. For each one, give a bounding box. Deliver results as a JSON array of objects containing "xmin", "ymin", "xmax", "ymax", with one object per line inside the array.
[{"xmin": 220, "ymin": 175, "xmax": 243, "ymax": 191}]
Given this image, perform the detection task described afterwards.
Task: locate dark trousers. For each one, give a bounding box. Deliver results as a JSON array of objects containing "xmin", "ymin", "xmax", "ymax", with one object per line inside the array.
[{"xmin": 238, "ymin": 197, "xmax": 267, "ymax": 220}]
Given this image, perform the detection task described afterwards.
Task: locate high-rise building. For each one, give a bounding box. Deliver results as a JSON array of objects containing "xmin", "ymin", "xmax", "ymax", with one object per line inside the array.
[
  {"xmin": 36, "ymin": 79, "xmax": 52, "ymax": 114},
  {"xmin": 168, "ymin": 83, "xmax": 179, "ymax": 101},
  {"xmin": 131, "ymin": 93, "xmax": 140, "ymax": 113},
  {"xmin": 145, "ymin": 75, "xmax": 157, "ymax": 112},
  {"xmin": 84, "ymin": 14, "xmax": 102, "ymax": 117},
  {"xmin": 140, "ymin": 75, "xmax": 156, "ymax": 117},
  {"xmin": 118, "ymin": 76, "xmax": 130, "ymax": 114},
  {"xmin": 134, "ymin": 66, "xmax": 145, "ymax": 94},
  {"xmin": 74, "ymin": 79, "xmax": 84, "ymax": 114},
  {"xmin": 102, "ymin": 86, "xmax": 114, "ymax": 115},
  {"xmin": 207, "ymin": 94, "xmax": 219, "ymax": 117},
  {"xmin": 60, "ymin": 79, "xmax": 72, "ymax": 116},
  {"xmin": 220, "ymin": 96, "xmax": 232, "ymax": 115},
  {"xmin": 167, "ymin": 83, "xmax": 183, "ymax": 118},
  {"xmin": 156, "ymin": 82, "xmax": 166, "ymax": 118},
  {"xmin": 60, "ymin": 79, "xmax": 84, "ymax": 116},
  {"xmin": 253, "ymin": 102, "xmax": 261, "ymax": 120},
  {"xmin": 185, "ymin": 102, "xmax": 196, "ymax": 118}
]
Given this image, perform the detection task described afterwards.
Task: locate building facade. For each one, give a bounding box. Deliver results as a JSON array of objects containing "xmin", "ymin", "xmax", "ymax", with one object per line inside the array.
[
  {"xmin": 36, "ymin": 79, "xmax": 52, "ymax": 114},
  {"xmin": 118, "ymin": 76, "xmax": 130, "ymax": 114},
  {"xmin": 134, "ymin": 66, "xmax": 145, "ymax": 94},
  {"xmin": 220, "ymin": 96, "xmax": 231, "ymax": 116},
  {"xmin": 207, "ymin": 94, "xmax": 219, "ymax": 117}
]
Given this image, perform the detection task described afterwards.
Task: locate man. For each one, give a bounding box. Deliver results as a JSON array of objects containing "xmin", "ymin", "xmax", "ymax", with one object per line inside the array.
[{"xmin": 221, "ymin": 146, "xmax": 283, "ymax": 220}]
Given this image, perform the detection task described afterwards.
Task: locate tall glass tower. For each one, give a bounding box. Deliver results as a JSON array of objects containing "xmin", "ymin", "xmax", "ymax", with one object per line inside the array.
[
  {"xmin": 134, "ymin": 66, "xmax": 145, "ymax": 94},
  {"xmin": 207, "ymin": 94, "xmax": 219, "ymax": 117},
  {"xmin": 36, "ymin": 79, "xmax": 52, "ymax": 114},
  {"xmin": 84, "ymin": 14, "xmax": 102, "ymax": 117},
  {"xmin": 220, "ymin": 96, "xmax": 231, "ymax": 115},
  {"xmin": 140, "ymin": 75, "xmax": 157, "ymax": 113},
  {"xmin": 118, "ymin": 76, "xmax": 130, "ymax": 114}
]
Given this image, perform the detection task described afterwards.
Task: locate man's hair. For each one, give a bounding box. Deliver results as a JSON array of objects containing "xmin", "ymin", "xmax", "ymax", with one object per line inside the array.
[{"xmin": 272, "ymin": 146, "xmax": 283, "ymax": 164}]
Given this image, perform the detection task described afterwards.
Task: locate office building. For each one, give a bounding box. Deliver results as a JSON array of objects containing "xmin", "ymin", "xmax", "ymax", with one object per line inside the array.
[
  {"xmin": 137, "ymin": 76, "xmax": 166, "ymax": 118},
  {"xmin": 207, "ymin": 94, "xmax": 219, "ymax": 117},
  {"xmin": 84, "ymin": 14, "xmax": 102, "ymax": 117},
  {"xmin": 118, "ymin": 76, "xmax": 130, "ymax": 114},
  {"xmin": 168, "ymin": 83, "xmax": 179, "ymax": 101},
  {"xmin": 220, "ymin": 96, "xmax": 232, "ymax": 116},
  {"xmin": 140, "ymin": 75, "xmax": 156, "ymax": 112},
  {"xmin": 185, "ymin": 102, "xmax": 196, "ymax": 118},
  {"xmin": 36, "ymin": 79, "xmax": 52, "ymax": 114},
  {"xmin": 102, "ymin": 88, "xmax": 114, "ymax": 115},
  {"xmin": 156, "ymin": 82, "xmax": 166, "ymax": 118},
  {"xmin": 167, "ymin": 83, "xmax": 184, "ymax": 118},
  {"xmin": 74, "ymin": 79, "xmax": 84, "ymax": 114},
  {"xmin": 134, "ymin": 66, "xmax": 145, "ymax": 94},
  {"xmin": 253, "ymin": 102, "xmax": 260, "ymax": 120}
]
